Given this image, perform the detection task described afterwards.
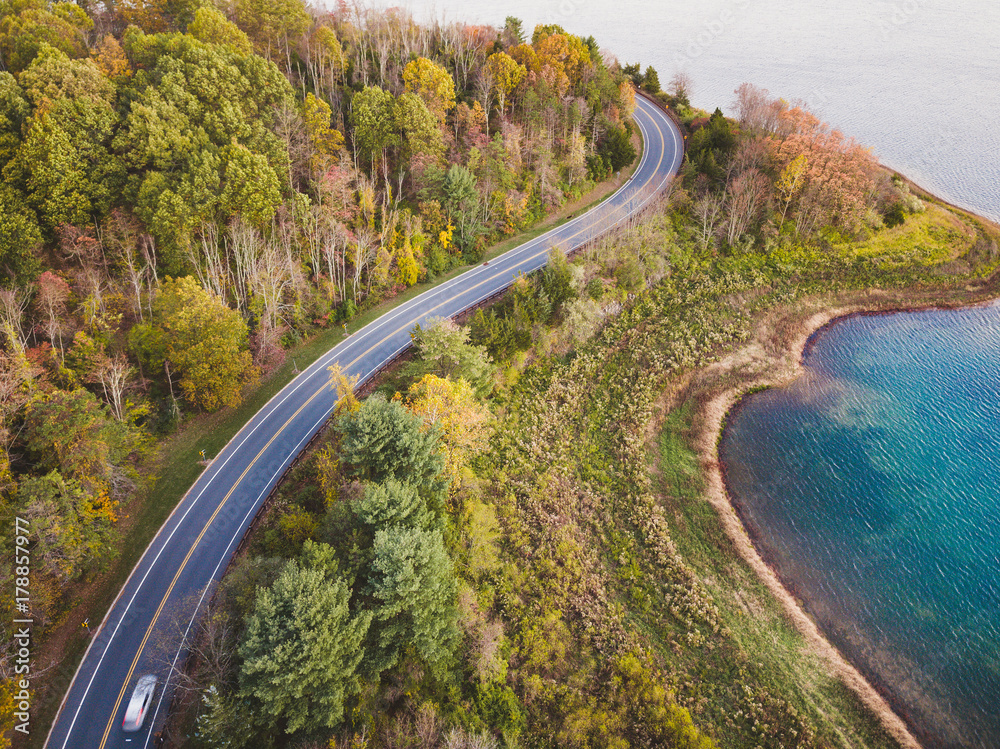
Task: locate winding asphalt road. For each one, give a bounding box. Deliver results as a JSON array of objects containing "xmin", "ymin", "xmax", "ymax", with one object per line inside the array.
[{"xmin": 43, "ymin": 93, "xmax": 682, "ymax": 749}]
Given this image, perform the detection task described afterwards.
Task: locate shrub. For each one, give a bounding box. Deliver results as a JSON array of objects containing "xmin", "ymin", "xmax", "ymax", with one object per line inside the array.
[
  {"xmin": 884, "ymin": 202, "xmax": 905, "ymax": 228},
  {"xmin": 585, "ymin": 276, "xmax": 604, "ymax": 300}
]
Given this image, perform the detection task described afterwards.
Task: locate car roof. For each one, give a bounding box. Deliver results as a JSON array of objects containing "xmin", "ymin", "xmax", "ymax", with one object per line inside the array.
[{"xmin": 122, "ymin": 675, "xmax": 157, "ymax": 731}]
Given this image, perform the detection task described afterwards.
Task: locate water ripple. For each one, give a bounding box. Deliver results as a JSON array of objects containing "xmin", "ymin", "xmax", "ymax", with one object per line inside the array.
[{"xmin": 721, "ymin": 304, "xmax": 1000, "ymax": 748}]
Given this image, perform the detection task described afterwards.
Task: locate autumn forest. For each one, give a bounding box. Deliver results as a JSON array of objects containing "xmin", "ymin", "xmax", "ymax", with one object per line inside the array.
[{"xmin": 0, "ymin": 0, "xmax": 633, "ymax": 609}]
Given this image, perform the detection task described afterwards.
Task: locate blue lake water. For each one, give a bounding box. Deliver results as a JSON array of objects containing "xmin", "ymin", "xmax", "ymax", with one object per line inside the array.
[{"xmin": 719, "ymin": 304, "xmax": 1000, "ymax": 748}]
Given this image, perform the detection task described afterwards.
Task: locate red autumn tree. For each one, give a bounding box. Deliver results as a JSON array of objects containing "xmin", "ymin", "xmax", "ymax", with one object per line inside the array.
[{"xmin": 35, "ymin": 271, "xmax": 72, "ymax": 360}]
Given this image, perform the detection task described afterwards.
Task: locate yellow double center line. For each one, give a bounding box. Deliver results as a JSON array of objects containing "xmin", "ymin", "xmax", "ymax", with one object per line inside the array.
[{"xmin": 97, "ymin": 101, "xmax": 670, "ymax": 748}]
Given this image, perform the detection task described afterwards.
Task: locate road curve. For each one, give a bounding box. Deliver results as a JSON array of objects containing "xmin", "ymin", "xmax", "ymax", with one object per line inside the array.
[{"xmin": 44, "ymin": 94, "xmax": 682, "ymax": 749}]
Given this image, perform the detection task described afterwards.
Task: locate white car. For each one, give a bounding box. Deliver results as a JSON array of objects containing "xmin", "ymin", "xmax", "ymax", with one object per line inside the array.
[{"xmin": 122, "ymin": 674, "xmax": 157, "ymax": 734}]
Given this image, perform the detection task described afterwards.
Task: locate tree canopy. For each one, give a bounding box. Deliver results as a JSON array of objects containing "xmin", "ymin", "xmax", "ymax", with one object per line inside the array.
[
  {"xmin": 115, "ymin": 28, "xmax": 292, "ymax": 271},
  {"xmin": 0, "ymin": 8, "xmax": 648, "ymax": 738},
  {"xmin": 351, "ymin": 478, "xmax": 434, "ymax": 535},
  {"xmin": 18, "ymin": 469, "xmax": 118, "ymax": 580},
  {"xmin": 239, "ymin": 541, "xmax": 371, "ymax": 734},
  {"xmin": 350, "ymin": 84, "xmax": 397, "ymax": 170},
  {"xmin": 22, "ymin": 387, "xmax": 135, "ymax": 487},
  {"xmin": 334, "ymin": 393, "xmax": 446, "ymax": 501},
  {"xmin": 406, "ymin": 317, "xmax": 494, "ymax": 396},
  {"xmin": 187, "ymin": 6, "xmax": 252, "ymax": 55},
  {"xmin": 132, "ymin": 276, "xmax": 257, "ymax": 411},
  {"xmin": 367, "ymin": 524, "xmax": 458, "ymax": 673},
  {"xmin": 404, "ymin": 374, "xmax": 490, "ymax": 483},
  {"xmin": 402, "ymin": 56, "xmax": 455, "ymax": 124}
]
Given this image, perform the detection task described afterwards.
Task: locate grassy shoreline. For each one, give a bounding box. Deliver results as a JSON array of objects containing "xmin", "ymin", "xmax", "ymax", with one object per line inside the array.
[
  {"xmin": 638, "ymin": 171, "xmax": 998, "ymax": 745},
  {"xmin": 658, "ymin": 279, "xmax": 998, "ymax": 749},
  {"xmin": 452, "ymin": 172, "xmax": 999, "ymax": 747}
]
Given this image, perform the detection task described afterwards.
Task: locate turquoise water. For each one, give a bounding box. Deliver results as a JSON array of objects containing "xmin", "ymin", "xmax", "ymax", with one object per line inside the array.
[{"xmin": 719, "ymin": 303, "xmax": 1000, "ymax": 748}]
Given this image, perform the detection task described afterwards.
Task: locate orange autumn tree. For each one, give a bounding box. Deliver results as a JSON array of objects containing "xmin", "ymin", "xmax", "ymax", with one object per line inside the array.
[
  {"xmin": 770, "ymin": 106, "xmax": 879, "ymax": 237},
  {"xmin": 533, "ymin": 27, "xmax": 592, "ymax": 96},
  {"xmin": 92, "ymin": 34, "xmax": 131, "ymax": 81}
]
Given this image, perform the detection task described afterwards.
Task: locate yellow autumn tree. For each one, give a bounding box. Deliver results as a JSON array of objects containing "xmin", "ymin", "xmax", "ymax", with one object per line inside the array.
[
  {"xmin": 619, "ymin": 80, "xmax": 636, "ymax": 119},
  {"xmin": 402, "ymin": 56, "xmax": 456, "ymax": 124},
  {"xmin": 327, "ymin": 362, "xmax": 359, "ymax": 414},
  {"xmin": 777, "ymin": 153, "xmax": 808, "ymax": 224},
  {"xmin": 303, "ymin": 92, "xmax": 345, "ymax": 169},
  {"xmin": 510, "ymin": 43, "xmax": 541, "ymax": 76},
  {"xmin": 314, "ymin": 362, "xmax": 361, "ymax": 508},
  {"xmin": 486, "ymin": 51, "xmax": 526, "ymax": 114},
  {"xmin": 133, "ymin": 277, "xmax": 258, "ymax": 412},
  {"xmin": 403, "ymin": 374, "xmax": 490, "ymax": 485},
  {"xmin": 188, "ymin": 6, "xmax": 253, "ymax": 55},
  {"xmin": 394, "ymin": 213, "xmax": 423, "ymax": 287}
]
